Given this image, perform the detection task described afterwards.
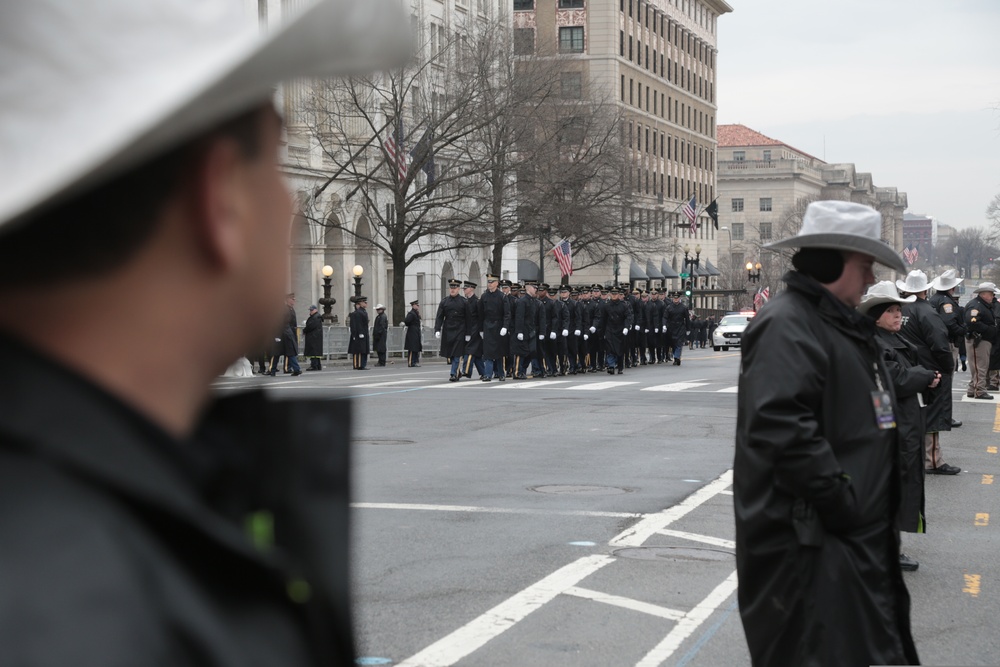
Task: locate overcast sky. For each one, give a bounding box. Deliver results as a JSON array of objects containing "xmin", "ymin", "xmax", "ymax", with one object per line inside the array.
[{"xmin": 716, "ymin": 0, "xmax": 1000, "ymax": 231}]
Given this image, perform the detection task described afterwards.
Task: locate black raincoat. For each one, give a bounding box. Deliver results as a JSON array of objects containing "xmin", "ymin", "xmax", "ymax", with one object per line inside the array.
[
  {"xmin": 478, "ymin": 289, "xmax": 511, "ymax": 360},
  {"xmin": 899, "ymin": 297, "xmax": 954, "ymax": 432},
  {"xmin": 734, "ymin": 271, "xmax": 918, "ymax": 667},
  {"xmin": 404, "ymin": 308, "xmax": 422, "ymax": 352}
]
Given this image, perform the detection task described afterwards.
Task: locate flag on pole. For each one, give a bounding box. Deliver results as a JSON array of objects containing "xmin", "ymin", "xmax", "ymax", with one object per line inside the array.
[
  {"xmin": 682, "ymin": 195, "xmax": 698, "ymax": 234},
  {"xmin": 706, "ymin": 199, "xmax": 719, "ymax": 230},
  {"xmin": 761, "ymin": 286, "xmax": 770, "ymax": 302},
  {"xmin": 753, "ymin": 286, "xmax": 763, "ymax": 310},
  {"xmin": 552, "ymin": 239, "xmax": 573, "ymax": 277},
  {"xmin": 382, "ymin": 122, "xmax": 407, "ymax": 183},
  {"xmin": 903, "ymin": 243, "xmax": 919, "ymax": 265}
]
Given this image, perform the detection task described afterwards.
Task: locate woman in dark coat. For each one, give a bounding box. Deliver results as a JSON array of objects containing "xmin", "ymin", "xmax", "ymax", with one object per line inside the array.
[
  {"xmin": 403, "ymin": 301, "xmax": 422, "ymax": 367},
  {"xmin": 861, "ymin": 281, "xmax": 940, "ymax": 572},
  {"xmin": 303, "ymin": 305, "xmax": 324, "ymax": 370}
]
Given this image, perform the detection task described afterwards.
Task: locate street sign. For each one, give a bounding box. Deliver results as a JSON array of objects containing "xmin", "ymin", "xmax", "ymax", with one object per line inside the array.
[{"xmin": 680, "ymin": 272, "xmax": 690, "ymax": 278}]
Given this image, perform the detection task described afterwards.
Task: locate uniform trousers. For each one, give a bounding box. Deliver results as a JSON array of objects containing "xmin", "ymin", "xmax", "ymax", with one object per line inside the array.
[{"xmin": 967, "ymin": 339, "xmax": 991, "ymax": 397}]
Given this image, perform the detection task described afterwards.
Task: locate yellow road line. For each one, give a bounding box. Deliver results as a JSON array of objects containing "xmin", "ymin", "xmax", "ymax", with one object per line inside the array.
[
  {"xmin": 994, "ymin": 404, "xmax": 1000, "ymax": 432},
  {"xmin": 989, "ymin": 446, "xmax": 998, "ymax": 454},
  {"xmin": 964, "ymin": 573, "xmax": 981, "ymax": 598},
  {"xmin": 975, "ymin": 513, "xmax": 990, "ymax": 526},
  {"xmin": 984, "ymin": 475, "xmax": 995, "ymax": 485}
]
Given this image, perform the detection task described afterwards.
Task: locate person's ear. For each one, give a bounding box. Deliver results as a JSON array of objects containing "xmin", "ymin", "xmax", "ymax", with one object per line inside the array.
[{"xmin": 189, "ymin": 136, "xmax": 249, "ymax": 271}]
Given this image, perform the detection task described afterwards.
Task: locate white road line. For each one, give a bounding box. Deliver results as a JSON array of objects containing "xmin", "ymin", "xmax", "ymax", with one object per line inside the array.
[
  {"xmin": 564, "ymin": 586, "xmax": 684, "ymax": 621},
  {"xmin": 610, "ymin": 469, "xmax": 733, "ymax": 547},
  {"xmin": 492, "ymin": 380, "xmax": 573, "ymax": 389},
  {"xmin": 634, "ymin": 571, "xmax": 739, "ymax": 667},
  {"xmin": 428, "ymin": 381, "xmax": 491, "ymax": 389},
  {"xmin": 348, "ymin": 379, "xmax": 426, "ymax": 388},
  {"xmin": 719, "ymin": 490, "xmax": 733, "ymax": 496},
  {"xmin": 396, "ymin": 555, "xmax": 614, "ymax": 667},
  {"xmin": 641, "ymin": 381, "xmax": 710, "ymax": 392},
  {"xmin": 352, "ymin": 502, "xmax": 640, "ymax": 519},
  {"xmin": 655, "ymin": 529, "xmax": 736, "ymax": 550},
  {"xmin": 567, "ymin": 381, "xmax": 638, "ymax": 391},
  {"xmin": 716, "ymin": 386, "xmax": 739, "ymax": 393},
  {"xmin": 960, "ymin": 395, "xmax": 1000, "ymax": 404}
]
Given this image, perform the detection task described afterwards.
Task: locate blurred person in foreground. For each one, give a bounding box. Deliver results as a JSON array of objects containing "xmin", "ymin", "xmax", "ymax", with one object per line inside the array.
[
  {"xmin": 0, "ymin": 1, "xmax": 408, "ymax": 664},
  {"xmin": 861, "ymin": 281, "xmax": 940, "ymax": 573},
  {"xmin": 734, "ymin": 201, "xmax": 918, "ymax": 667}
]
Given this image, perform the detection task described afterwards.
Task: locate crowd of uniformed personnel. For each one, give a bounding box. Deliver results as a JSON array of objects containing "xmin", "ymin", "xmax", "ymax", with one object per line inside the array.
[{"xmin": 429, "ymin": 275, "xmax": 699, "ymax": 382}]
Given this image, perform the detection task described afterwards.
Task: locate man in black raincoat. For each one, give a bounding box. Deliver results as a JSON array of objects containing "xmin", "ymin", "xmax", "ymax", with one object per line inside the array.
[
  {"xmin": 303, "ymin": 304, "xmax": 324, "ymax": 370},
  {"xmin": 734, "ymin": 200, "xmax": 918, "ymax": 667},
  {"xmin": 511, "ymin": 281, "xmax": 540, "ymax": 379},
  {"xmin": 477, "ymin": 275, "xmax": 510, "ymax": 381},
  {"xmin": 460, "ymin": 280, "xmax": 484, "ymax": 379},
  {"xmin": 372, "ymin": 303, "xmax": 388, "ymax": 366},
  {"xmin": 435, "ymin": 279, "xmax": 472, "ymax": 382},
  {"xmin": 664, "ymin": 293, "xmax": 689, "ymax": 365},
  {"xmin": 348, "ymin": 296, "xmax": 370, "ymax": 371},
  {"xmin": 404, "ymin": 300, "xmax": 422, "ymax": 367},
  {"xmin": 595, "ymin": 287, "xmax": 633, "ymax": 374}
]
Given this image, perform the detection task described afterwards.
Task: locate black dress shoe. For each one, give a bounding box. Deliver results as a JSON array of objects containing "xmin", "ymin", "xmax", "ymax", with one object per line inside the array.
[
  {"xmin": 926, "ymin": 463, "xmax": 961, "ymax": 475},
  {"xmin": 291, "ymin": 370, "xmax": 302, "ymax": 376},
  {"xmin": 975, "ymin": 393, "xmax": 995, "ymax": 400},
  {"xmin": 481, "ymin": 376, "xmax": 491, "ymax": 382},
  {"xmin": 617, "ymin": 369, "xmax": 624, "ymax": 375},
  {"xmin": 899, "ymin": 553, "xmax": 919, "ymax": 572},
  {"xmin": 951, "ymin": 419, "xmax": 963, "ymax": 428},
  {"xmin": 674, "ymin": 358, "xmax": 681, "ymax": 366},
  {"xmin": 607, "ymin": 368, "xmax": 615, "ymax": 375},
  {"xmin": 449, "ymin": 374, "xmax": 459, "ymax": 382}
]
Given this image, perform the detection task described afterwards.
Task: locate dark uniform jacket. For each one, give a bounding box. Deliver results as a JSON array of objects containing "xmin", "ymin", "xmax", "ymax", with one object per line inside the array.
[
  {"xmin": 303, "ymin": 312, "xmax": 323, "ymax": 357},
  {"xmin": 511, "ymin": 294, "xmax": 538, "ymax": 357},
  {"xmin": 478, "ymin": 289, "xmax": 510, "ymax": 360},
  {"xmin": 900, "ymin": 297, "xmax": 954, "ymax": 432},
  {"xmin": 929, "ymin": 291, "xmax": 965, "ymax": 345},
  {"xmin": 964, "ymin": 294, "xmax": 998, "ymax": 344},
  {"xmin": 403, "ymin": 309, "xmax": 422, "ymax": 352},
  {"xmin": 875, "ymin": 328, "xmax": 934, "ymax": 533},
  {"xmin": 664, "ymin": 300, "xmax": 690, "ymax": 344},
  {"xmin": 348, "ymin": 306, "xmax": 369, "ymax": 355},
  {"xmin": 434, "ymin": 295, "xmax": 471, "ymax": 359},
  {"xmin": 596, "ymin": 299, "xmax": 633, "ymax": 356},
  {"xmin": 372, "ymin": 312, "xmax": 388, "ymax": 354},
  {"xmin": 0, "ymin": 337, "xmax": 355, "ymax": 666},
  {"xmin": 734, "ymin": 271, "xmax": 917, "ymax": 667},
  {"xmin": 464, "ymin": 294, "xmax": 483, "ymax": 358},
  {"xmin": 275, "ymin": 304, "xmax": 299, "ymax": 358}
]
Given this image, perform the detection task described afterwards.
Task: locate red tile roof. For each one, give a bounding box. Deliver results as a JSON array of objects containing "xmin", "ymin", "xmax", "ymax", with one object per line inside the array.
[{"xmin": 717, "ymin": 124, "xmax": 823, "ymax": 162}]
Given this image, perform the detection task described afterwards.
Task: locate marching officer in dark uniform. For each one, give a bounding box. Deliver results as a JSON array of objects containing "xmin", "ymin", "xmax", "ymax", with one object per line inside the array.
[
  {"xmin": 653, "ymin": 290, "xmax": 668, "ymax": 363},
  {"xmin": 478, "ymin": 275, "xmax": 511, "ymax": 381},
  {"xmin": 532, "ymin": 283, "xmax": 551, "ymax": 377},
  {"xmin": 460, "ymin": 280, "xmax": 484, "ymax": 379},
  {"xmin": 404, "ymin": 299, "xmax": 422, "ymax": 367},
  {"xmin": 372, "ymin": 303, "xmax": 388, "ymax": 366},
  {"xmin": 577, "ymin": 288, "xmax": 593, "ymax": 371},
  {"xmin": 512, "ymin": 280, "xmax": 540, "ymax": 379},
  {"xmin": 535, "ymin": 284, "xmax": 558, "ymax": 377},
  {"xmin": 595, "ymin": 286, "xmax": 633, "ymax": 374},
  {"xmin": 664, "ymin": 292, "xmax": 690, "ymax": 365},
  {"xmin": 502, "ymin": 281, "xmax": 517, "ymax": 378},
  {"xmin": 556, "ymin": 285, "xmax": 575, "ymax": 375},
  {"xmin": 348, "ymin": 296, "xmax": 370, "ymax": 371},
  {"xmin": 435, "ymin": 278, "xmax": 472, "ymax": 382}
]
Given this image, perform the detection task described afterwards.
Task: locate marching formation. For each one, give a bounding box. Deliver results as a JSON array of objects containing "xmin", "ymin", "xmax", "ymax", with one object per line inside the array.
[{"xmin": 429, "ymin": 275, "xmax": 703, "ymax": 383}]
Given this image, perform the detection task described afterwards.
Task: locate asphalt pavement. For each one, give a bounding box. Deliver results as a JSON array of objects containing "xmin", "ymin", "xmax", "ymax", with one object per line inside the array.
[{"xmin": 214, "ymin": 348, "xmax": 1000, "ymax": 667}]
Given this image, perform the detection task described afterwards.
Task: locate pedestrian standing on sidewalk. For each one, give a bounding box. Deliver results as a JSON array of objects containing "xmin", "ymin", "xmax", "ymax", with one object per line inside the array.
[
  {"xmin": 734, "ymin": 200, "xmax": 918, "ymax": 667},
  {"xmin": 349, "ymin": 296, "xmax": 370, "ymax": 371},
  {"xmin": 304, "ymin": 304, "xmax": 324, "ymax": 370},
  {"xmin": 0, "ymin": 1, "xmax": 409, "ymax": 663},
  {"xmin": 404, "ymin": 300, "xmax": 422, "ymax": 367},
  {"xmin": 269, "ymin": 293, "xmax": 302, "ymax": 376},
  {"xmin": 372, "ymin": 303, "xmax": 388, "ymax": 366},
  {"xmin": 964, "ymin": 282, "xmax": 997, "ymax": 400}
]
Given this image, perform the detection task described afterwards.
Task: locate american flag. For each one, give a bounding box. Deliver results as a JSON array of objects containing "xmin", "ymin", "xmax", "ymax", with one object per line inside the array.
[
  {"xmin": 753, "ymin": 286, "xmax": 770, "ymax": 310},
  {"xmin": 383, "ymin": 125, "xmax": 407, "ymax": 183},
  {"xmin": 903, "ymin": 244, "xmax": 919, "ymax": 265},
  {"xmin": 553, "ymin": 239, "xmax": 573, "ymax": 277},
  {"xmin": 682, "ymin": 196, "xmax": 698, "ymax": 234}
]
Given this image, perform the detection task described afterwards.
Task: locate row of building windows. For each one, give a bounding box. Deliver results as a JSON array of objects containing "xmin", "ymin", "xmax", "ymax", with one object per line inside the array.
[
  {"xmin": 513, "ymin": 27, "xmax": 585, "ymax": 55},
  {"xmin": 620, "ymin": 32, "xmax": 714, "ymax": 104},
  {"xmin": 624, "ymin": 207, "xmax": 717, "ymax": 243},
  {"xmin": 731, "ymin": 150, "xmax": 774, "ymax": 162},
  {"xmin": 627, "ymin": 164, "xmax": 714, "ymax": 204},
  {"xmin": 628, "ymin": 121, "xmax": 713, "ymax": 172},
  {"xmin": 728, "ymin": 222, "xmax": 772, "ymax": 241},
  {"xmin": 514, "ymin": 0, "xmax": 585, "ymax": 10},
  {"xmin": 620, "ymin": 75, "xmax": 714, "ymax": 139},
  {"xmin": 731, "ymin": 197, "xmax": 772, "ymax": 212}
]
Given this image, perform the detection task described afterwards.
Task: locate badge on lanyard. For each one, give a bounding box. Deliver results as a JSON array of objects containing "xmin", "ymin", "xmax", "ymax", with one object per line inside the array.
[{"xmin": 871, "ymin": 362, "xmax": 896, "ymax": 430}]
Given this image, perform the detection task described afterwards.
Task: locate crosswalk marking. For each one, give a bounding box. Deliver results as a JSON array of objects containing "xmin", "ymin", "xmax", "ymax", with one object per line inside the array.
[
  {"xmin": 566, "ymin": 381, "xmax": 638, "ymax": 391},
  {"xmin": 493, "ymin": 380, "xmax": 572, "ymax": 389},
  {"xmin": 716, "ymin": 386, "xmax": 739, "ymax": 393},
  {"xmin": 348, "ymin": 380, "xmax": 425, "ymax": 388},
  {"xmin": 642, "ymin": 381, "xmax": 710, "ymax": 392},
  {"xmin": 563, "ymin": 586, "xmax": 685, "ymax": 621}
]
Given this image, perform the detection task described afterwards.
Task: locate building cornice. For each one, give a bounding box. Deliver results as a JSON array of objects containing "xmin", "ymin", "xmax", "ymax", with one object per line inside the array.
[{"xmin": 702, "ymin": 0, "xmax": 734, "ymax": 15}]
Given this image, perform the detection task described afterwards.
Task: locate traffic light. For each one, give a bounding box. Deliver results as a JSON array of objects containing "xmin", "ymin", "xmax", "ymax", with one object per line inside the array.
[{"xmin": 684, "ymin": 280, "xmax": 692, "ymax": 297}]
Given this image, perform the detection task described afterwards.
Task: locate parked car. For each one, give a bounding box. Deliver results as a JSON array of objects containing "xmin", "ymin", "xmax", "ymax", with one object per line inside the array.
[{"xmin": 712, "ymin": 312, "xmax": 756, "ymax": 351}]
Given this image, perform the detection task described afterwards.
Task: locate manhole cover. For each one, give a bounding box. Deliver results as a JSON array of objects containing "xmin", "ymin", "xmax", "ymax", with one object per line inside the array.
[
  {"xmin": 613, "ymin": 546, "xmax": 734, "ymax": 562},
  {"xmin": 353, "ymin": 439, "xmax": 415, "ymax": 446},
  {"xmin": 529, "ymin": 485, "xmax": 633, "ymax": 495}
]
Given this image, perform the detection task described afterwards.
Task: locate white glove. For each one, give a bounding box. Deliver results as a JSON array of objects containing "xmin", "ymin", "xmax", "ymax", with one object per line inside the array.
[
  {"xmin": 517, "ymin": 333, "xmax": 524, "ymax": 340},
  {"xmin": 500, "ymin": 327, "xmax": 508, "ymax": 336},
  {"xmin": 550, "ymin": 332, "xmax": 557, "ymax": 340},
  {"xmin": 465, "ymin": 335, "xmax": 471, "ymax": 342},
  {"xmin": 583, "ymin": 334, "xmax": 589, "ymax": 341},
  {"xmin": 479, "ymin": 331, "xmax": 484, "ymax": 338},
  {"xmin": 655, "ymin": 328, "xmax": 659, "ymax": 333},
  {"xmin": 359, "ymin": 334, "xmax": 365, "ymax": 338},
  {"xmin": 589, "ymin": 326, "xmax": 596, "ymax": 334},
  {"xmin": 274, "ymin": 337, "xmax": 281, "ymax": 342},
  {"xmin": 538, "ymin": 334, "xmax": 544, "ymax": 340},
  {"xmin": 435, "ymin": 331, "xmax": 441, "ymax": 339},
  {"xmin": 623, "ymin": 328, "xmax": 629, "ymax": 335},
  {"xmin": 574, "ymin": 329, "xmax": 581, "ymax": 336},
  {"xmin": 561, "ymin": 329, "xmax": 569, "ymax": 337},
  {"xmin": 635, "ymin": 325, "xmax": 640, "ymax": 331}
]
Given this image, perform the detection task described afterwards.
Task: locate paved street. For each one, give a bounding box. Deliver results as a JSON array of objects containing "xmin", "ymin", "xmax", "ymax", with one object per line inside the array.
[{"xmin": 215, "ymin": 348, "xmax": 1000, "ymax": 666}]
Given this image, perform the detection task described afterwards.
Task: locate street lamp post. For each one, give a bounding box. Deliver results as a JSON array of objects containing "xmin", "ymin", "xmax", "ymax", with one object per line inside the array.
[
  {"xmin": 319, "ymin": 265, "xmax": 338, "ymax": 323},
  {"xmin": 683, "ymin": 244, "xmax": 701, "ymax": 310},
  {"xmin": 746, "ymin": 261, "xmax": 762, "ymax": 311},
  {"xmin": 352, "ymin": 264, "xmax": 364, "ymax": 299}
]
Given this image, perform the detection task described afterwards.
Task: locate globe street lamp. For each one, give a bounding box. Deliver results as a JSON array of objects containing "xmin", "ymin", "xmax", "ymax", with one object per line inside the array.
[
  {"xmin": 683, "ymin": 244, "xmax": 701, "ymax": 309},
  {"xmin": 352, "ymin": 264, "xmax": 364, "ymax": 299},
  {"xmin": 746, "ymin": 261, "xmax": 762, "ymax": 283},
  {"xmin": 318, "ymin": 265, "xmax": 337, "ymax": 323}
]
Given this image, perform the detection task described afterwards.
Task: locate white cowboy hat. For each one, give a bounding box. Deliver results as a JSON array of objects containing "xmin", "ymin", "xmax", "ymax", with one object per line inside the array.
[
  {"xmin": 375, "ymin": 304, "xmax": 385, "ymax": 311},
  {"xmin": 0, "ymin": 0, "xmax": 411, "ymax": 231},
  {"xmin": 895, "ymin": 270, "xmax": 930, "ymax": 294},
  {"xmin": 974, "ymin": 282, "xmax": 998, "ymax": 294},
  {"xmin": 858, "ymin": 281, "xmax": 916, "ymax": 315},
  {"xmin": 930, "ymin": 269, "xmax": 963, "ymax": 292},
  {"xmin": 765, "ymin": 200, "xmax": 906, "ymax": 273}
]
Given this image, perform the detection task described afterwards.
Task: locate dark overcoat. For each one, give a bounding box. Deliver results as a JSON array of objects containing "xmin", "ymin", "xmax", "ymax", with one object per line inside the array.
[
  {"xmin": 876, "ymin": 327, "xmax": 934, "ymax": 533},
  {"xmin": 372, "ymin": 312, "xmax": 388, "ymax": 354},
  {"xmin": 664, "ymin": 300, "xmax": 689, "ymax": 346},
  {"xmin": 478, "ymin": 289, "xmax": 510, "ymax": 360},
  {"xmin": 464, "ymin": 294, "xmax": 483, "ymax": 357},
  {"xmin": 303, "ymin": 312, "xmax": 324, "ymax": 357},
  {"xmin": 899, "ymin": 297, "xmax": 953, "ymax": 431},
  {"xmin": 434, "ymin": 295, "xmax": 470, "ymax": 359},
  {"xmin": 598, "ymin": 299, "xmax": 633, "ymax": 357},
  {"xmin": 0, "ymin": 339, "xmax": 355, "ymax": 666},
  {"xmin": 511, "ymin": 295, "xmax": 537, "ymax": 357},
  {"xmin": 348, "ymin": 307, "xmax": 369, "ymax": 355},
  {"xmin": 403, "ymin": 308, "xmax": 422, "ymax": 352},
  {"xmin": 734, "ymin": 271, "xmax": 917, "ymax": 667}
]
